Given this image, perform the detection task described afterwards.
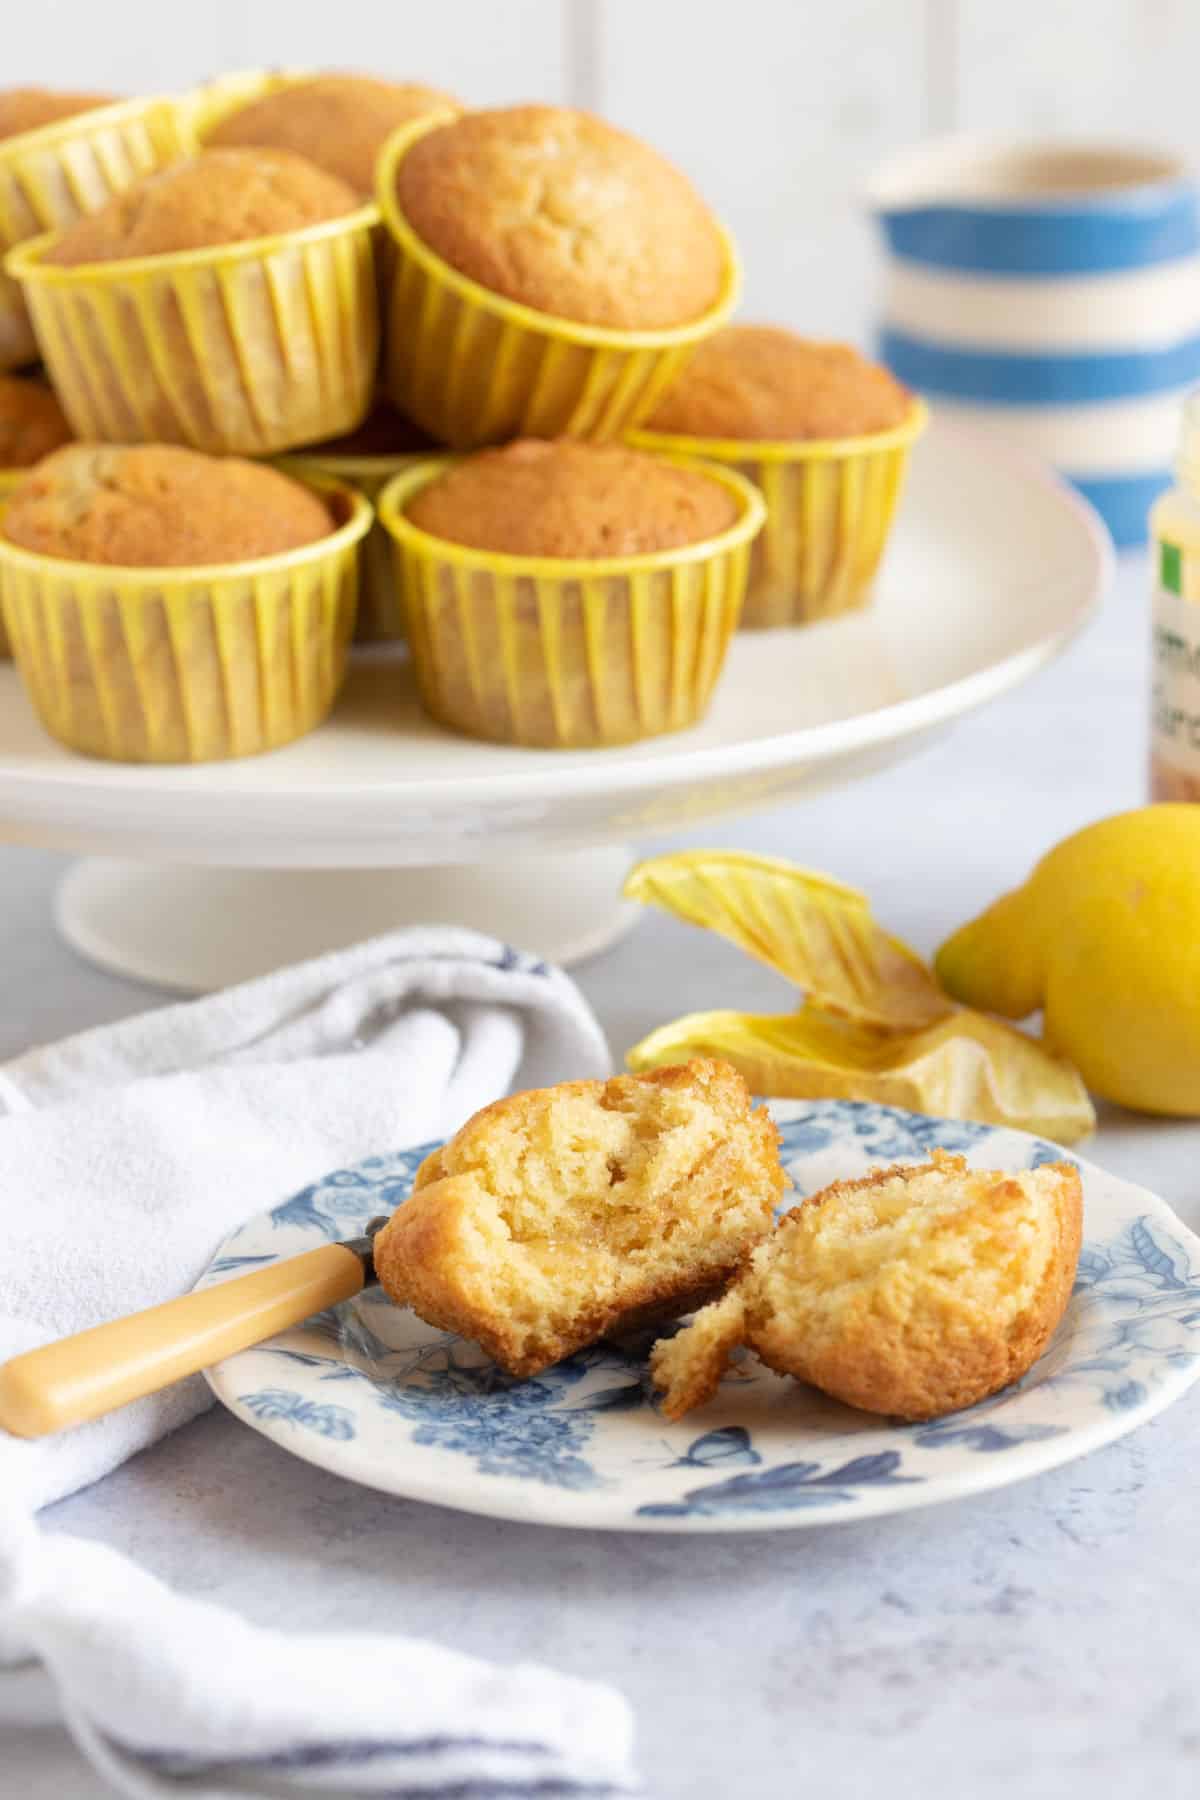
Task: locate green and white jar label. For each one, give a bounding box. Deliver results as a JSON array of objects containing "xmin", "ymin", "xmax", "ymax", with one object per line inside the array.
[{"xmin": 1152, "ymin": 538, "xmax": 1200, "ymax": 782}]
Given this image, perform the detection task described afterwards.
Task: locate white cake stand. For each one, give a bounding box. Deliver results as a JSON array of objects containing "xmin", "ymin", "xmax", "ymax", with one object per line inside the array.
[{"xmin": 0, "ymin": 422, "xmax": 1110, "ymax": 991}]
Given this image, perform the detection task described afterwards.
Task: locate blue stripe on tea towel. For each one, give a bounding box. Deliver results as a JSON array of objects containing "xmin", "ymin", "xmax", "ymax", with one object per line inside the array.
[
  {"xmin": 880, "ymin": 329, "xmax": 1200, "ymax": 406},
  {"xmin": 879, "ymin": 191, "xmax": 1200, "ymax": 276}
]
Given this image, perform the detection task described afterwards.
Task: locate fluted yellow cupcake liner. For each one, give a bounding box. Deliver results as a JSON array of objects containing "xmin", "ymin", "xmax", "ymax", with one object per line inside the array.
[
  {"xmin": 377, "ymin": 456, "xmax": 765, "ymax": 748},
  {"xmin": 375, "ymin": 115, "xmax": 741, "ymax": 451},
  {"xmin": 629, "ymin": 401, "xmax": 928, "ymax": 628},
  {"xmin": 0, "ymin": 470, "xmax": 21, "ymax": 657},
  {"xmin": 279, "ymin": 449, "xmax": 426, "ymax": 642},
  {"xmin": 0, "ymin": 478, "xmax": 371, "ymax": 763},
  {"xmin": 7, "ymin": 203, "xmax": 381, "ymax": 456},
  {"xmin": 0, "ymin": 94, "xmax": 191, "ymax": 372}
]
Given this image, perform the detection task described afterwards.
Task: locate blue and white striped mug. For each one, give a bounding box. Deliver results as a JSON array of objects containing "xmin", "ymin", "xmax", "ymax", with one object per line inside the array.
[{"xmin": 869, "ymin": 139, "xmax": 1200, "ymax": 546}]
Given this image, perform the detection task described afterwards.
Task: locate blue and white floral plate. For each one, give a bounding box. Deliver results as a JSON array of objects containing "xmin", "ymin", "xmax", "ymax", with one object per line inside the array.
[{"xmin": 201, "ymin": 1102, "xmax": 1200, "ymax": 1532}]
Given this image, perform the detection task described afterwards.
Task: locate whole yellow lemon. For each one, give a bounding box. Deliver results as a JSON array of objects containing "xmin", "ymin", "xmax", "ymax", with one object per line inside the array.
[{"xmin": 935, "ymin": 806, "xmax": 1200, "ymax": 1115}]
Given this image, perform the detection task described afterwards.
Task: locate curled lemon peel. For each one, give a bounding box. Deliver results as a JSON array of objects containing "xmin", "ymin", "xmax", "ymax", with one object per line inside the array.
[
  {"xmin": 623, "ymin": 852, "xmax": 1096, "ymax": 1143},
  {"xmin": 623, "ymin": 850, "xmax": 952, "ymax": 1031}
]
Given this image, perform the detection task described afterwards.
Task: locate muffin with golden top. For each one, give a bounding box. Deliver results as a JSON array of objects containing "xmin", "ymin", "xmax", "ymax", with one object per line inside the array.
[
  {"xmin": 631, "ymin": 324, "xmax": 927, "ymax": 627},
  {"xmin": 377, "ymin": 103, "xmax": 739, "ymax": 447},
  {"xmin": 378, "ymin": 437, "xmax": 764, "ymax": 747},
  {"xmin": 0, "ymin": 85, "xmax": 189, "ymax": 371},
  {"xmin": 0, "ymin": 443, "xmax": 369, "ymax": 763},
  {"xmin": 280, "ymin": 398, "xmax": 439, "ymax": 644},
  {"xmin": 205, "ymin": 73, "xmax": 458, "ymax": 195},
  {"xmin": 0, "ymin": 89, "xmax": 116, "ymax": 141},
  {"xmin": 651, "ymin": 1149, "xmax": 1082, "ymax": 1421},
  {"xmin": 9, "ymin": 148, "xmax": 379, "ymax": 454}
]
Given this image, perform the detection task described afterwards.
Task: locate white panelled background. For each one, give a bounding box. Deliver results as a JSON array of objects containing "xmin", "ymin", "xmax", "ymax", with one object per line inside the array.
[{"xmin": 10, "ymin": 0, "xmax": 1200, "ymax": 340}]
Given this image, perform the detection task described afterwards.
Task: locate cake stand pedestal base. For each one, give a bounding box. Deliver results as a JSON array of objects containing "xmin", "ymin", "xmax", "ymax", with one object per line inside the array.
[{"xmin": 55, "ymin": 850, "xmax": 639, "ymax": 993}]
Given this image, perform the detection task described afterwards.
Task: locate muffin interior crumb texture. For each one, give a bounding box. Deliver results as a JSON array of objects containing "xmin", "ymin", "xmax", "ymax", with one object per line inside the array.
[
  {"xmin": 0, "ymin": 87, "xmax": 115, "ymax": 143},
  {"xmin": 645, "ymin": 324, "xmax": 914, "ymax": 440},
  {"xmin": 372, "ymin": 1059, "xmax": 786, "ymax": 1377},
  {"xmin": 43, "ymin": 148, "xmax": 360, "ymax": 266},
  {"xmin": 0, "ymin": 375, "xmax": 72, "ymax": 467},
  {"xmin": 652, "ymin": 1149, "xmax": 1083, "ymax": 1421},
  {"xmin": 3, "ymin": 444, "xmax": 333, "ymax": 566},
  {"xmin": 207, "ymin": 73, "xmax": 457, "ymax": 195},
  {"xmin": 405, "ymin": 438, "xmax": 738, "ymax": 557},
  {"xmin": 396, "ymin": 103, "xmax": 727, "ymax": 330}
]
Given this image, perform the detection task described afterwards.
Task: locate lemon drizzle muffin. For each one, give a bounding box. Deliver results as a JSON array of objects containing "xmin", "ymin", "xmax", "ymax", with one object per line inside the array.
[
  {"xmin": 404, "ymin": 437, "xmax": 738, "ymax": 554},
  {"xmin": 0, "ymin": 443, "xmax": 368, "ymax": 763},
  {"xmin": 0, "ymin": 373, "xmax": 73, "ymax": 653},
  {"xmin": 0, "ymin": 89, "xmax": 116, "ymax": 141},
  {"xmin": 646, "ymin": 327, "xmax": 913, "ymax": 440},
  {"xmin": 632, "ymin": 324, "xmax": 926, "ymax": 627},
  {"xmin": 205, "ymin": 73, "xmax": 458, "ymax": 195},
  {"xmin": 0, "ymin": 89, "xmax": 189, "ymax": 373},
  {"xmin": 377, "ymin": 106, "xmax": 739, "ymax": 447},
  {"xmin": 378, "ymin": 438, "xmax": 763, "ymax": 747},
  {"xmin": 373, "ymin": 1059, "xmax": 786, "ymax": 1377},
  {"xmin": 11, "ymin": 149, "xmax": 379, "ymax": 454},
  {"xmin": 396, "ymin": 105, "xmax": 726, "ymax": 332},
  {"xmin": 0, "ymin": 373, "xmax": 71, "ymax": 468},
  {"xmin": 651, "ymin": 1150, "xmax": 1083, "ymax": 1421},
  {"xmin": 3, "ymin": 443, "xmax": 332, "ymax": 562},
  {"xmin": 42, "ymin": 147, "xmax": 359, "ymax": 264}
]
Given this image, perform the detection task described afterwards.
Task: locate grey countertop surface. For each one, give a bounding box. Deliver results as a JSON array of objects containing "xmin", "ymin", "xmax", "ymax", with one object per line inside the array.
[{"xmin": 5, "ymin": 551, "xmax": 1200, "ymax": 1800}]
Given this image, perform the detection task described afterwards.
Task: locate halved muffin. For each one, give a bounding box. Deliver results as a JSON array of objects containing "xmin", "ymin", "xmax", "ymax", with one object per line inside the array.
[
  {"xmin": 373, "ymin": 1059, "xmax": 786, "ymax": 1377},
  {"xmin": 652, "ymin": 1149, "xmax": 1082, "ymax": 1420}
]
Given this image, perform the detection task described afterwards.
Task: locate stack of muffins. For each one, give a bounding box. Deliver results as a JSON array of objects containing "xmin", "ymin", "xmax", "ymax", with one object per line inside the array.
[{"xmin": 0, "ymin": 73, "xmax": 925, "ymax": 763}]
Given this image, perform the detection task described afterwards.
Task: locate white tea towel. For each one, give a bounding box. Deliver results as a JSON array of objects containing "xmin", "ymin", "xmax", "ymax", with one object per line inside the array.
[{"xmin": 0, "ymin": 928, "xmax": 640, "ymax": 1800}]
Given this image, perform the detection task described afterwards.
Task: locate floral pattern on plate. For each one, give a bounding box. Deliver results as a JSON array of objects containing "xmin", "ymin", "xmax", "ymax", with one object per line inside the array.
[{"xmin": 201, "ymin": 1101, "xmax": 1200, "ymax": 1532}]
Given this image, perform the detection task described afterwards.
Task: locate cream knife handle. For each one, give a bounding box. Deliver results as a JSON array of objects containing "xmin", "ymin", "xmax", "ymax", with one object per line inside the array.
[{"xmin": 0, "ymin": 1244, "xmax": 367, "ymax": 1439}]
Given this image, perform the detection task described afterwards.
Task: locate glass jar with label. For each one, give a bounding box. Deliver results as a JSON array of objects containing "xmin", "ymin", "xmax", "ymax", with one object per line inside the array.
[{"xmin": 1151, "ymin": 393, "xmax": 1200, "ymax": 800}]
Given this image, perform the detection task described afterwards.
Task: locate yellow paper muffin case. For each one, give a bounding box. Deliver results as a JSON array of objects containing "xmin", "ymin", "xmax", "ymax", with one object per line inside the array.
[
  {"xmin": 6, "ymin": 202, "xmax": 381, "ymax": 456},
  {"xmin": 377, "ymin": 456, "xmax": 765, "ymax": 748},
  {"xmin": 375, "ymin": 116, "xmax": 742, "ymax": 451},
  {"xmin": 629, "ymin": 401, "xmax": 928, "ymax": 628},
  {"xmin": 279, "ymin": 448, "xmax": 425, "ymax": 642},
  {"xmin": 0, "ymin": 469, "xmax": 19, "ymax": 656},
  {"xmin": 0, "ymin": 476, "xmax": 371, "ymax": 763},
  {"xmin": 0, "ymin": 94, "xmax": 190, "ymax": 371}
]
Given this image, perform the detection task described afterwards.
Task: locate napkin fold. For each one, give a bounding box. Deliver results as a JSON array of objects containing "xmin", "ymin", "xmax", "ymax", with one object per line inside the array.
[{"xmin": 0, "ymin": 928, "xmax": 639, "ymax": 1800}]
